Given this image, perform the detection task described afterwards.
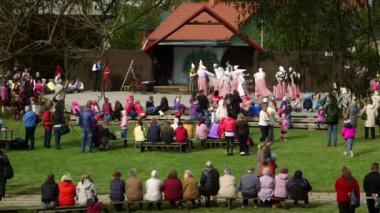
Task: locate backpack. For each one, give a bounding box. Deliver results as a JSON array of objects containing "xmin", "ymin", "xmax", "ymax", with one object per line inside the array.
[
  {"xmin": 87, "ymin": 202, "xmax": 109, "ymax": 213},
  {"xmin": 326, "ymin": 105, "xmax": 339, "ymax": 123}
]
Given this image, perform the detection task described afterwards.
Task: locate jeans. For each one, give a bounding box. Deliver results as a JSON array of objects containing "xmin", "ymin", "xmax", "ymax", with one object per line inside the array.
[
  {"xmin": 345, "ymin": 138, "xmax": 354, "ymax": 151},
  {"xmin": 25, "ymin": 126, "xmax": 36, "ymax": 149},
  {"xmin": 201, "ymin": 110, "xmax": 211, "ymax": 127},
  {"xmin": 81, "ymin": 127, "xmax": 93, "ymax": 152},
  {"xmin": 327, "ymin": 124, "xmax": 337, "ymax": 146},
  {"xmin": 147, "ymin": 106, "xmax": 158, "ymax": 114},
  {"xmin": 103, "ymin": 114, "xmax": 111, "ymax": 122},
  {"xmin": 268, "ymin": 125, "xmax": 274, "ymax": 142},
  {"xmin": 54, "ymin": 127, "xmax": 61, "ymax": 149},
  {"xmin": 237, "ymin": 132, "xmax": 248, "ymax": 153},
  {"xmin": 121, "ymin": 129, "xmax": 128, "ymax": 147},
  {"xmin": 44, "ymin": 129, "xmax": 52, "ymax": 148},
  {"xmin": 226, "ymin": 136, "xmax": 234, "ymax": 155},
  {"xmin": 338, "ymin": 202, "xmax": 356, "ymax": 213},
  {"xmin": 260, "ymin": 125, "xmax": 269, "ymax": 142},
  {"xmin": 365, "ymin": 127, "xmax": 375, "ymax": 139},
  {"xmin": 286, "ymin": 113, "xmax": 292, "ymax": 129}
]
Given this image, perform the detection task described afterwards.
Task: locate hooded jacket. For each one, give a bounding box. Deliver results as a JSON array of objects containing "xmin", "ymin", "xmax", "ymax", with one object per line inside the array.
[
  {"xmin": 76, "ymin": 179, "xmax": 97, "ymax": 205},
  {"xmin": 274, "ymin": 173, "xmax": 289, "ymax": 198},
  {"xmin": 182, "ymin": 176, "xmax": 199, "ymax": 200},
  {"xmin": 288, "ymin": 170, "xmax": 312, "ymax": 200},
  {"xmin": 145, "ymin": 174, "xmax": 162, "ymax": 201},
  {"xmin": 58, "ymin": 181, "xmax": 76, "ymax": 206},
  {"xmin": 41, "ymin": 179, "xmax": 59, "ymax": 203},
  {"xmin": 199, "ymin": 167, "xmax": 220, "ymax": 196}
]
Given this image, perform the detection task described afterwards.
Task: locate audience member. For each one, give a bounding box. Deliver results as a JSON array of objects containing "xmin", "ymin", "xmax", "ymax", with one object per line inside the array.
[
  {"xmin": 113, "ymin": 101, "xmax": 123, "ymax": 121},
  {"xmin": 76, "ymin": 173, "xmax": 97, "ymax": 206},
  {"xmin": 71, "ymin": 101, "xmax": 81, "ymax": 116},
  {"xmin": 342, "ymin": 119, "xmax": 356, "ymax": 157},
  {"xmin": 125, "ymin": 168, "xmax": 143, "ymax": 202},
  {"xmin": 109, "ymin": 171, "xmax": 125, "ymax": 212},
  {"xmin": 42, "ymin": 106, "xmax": 53, "ymax": 149},
  {"xmin": 274, "ymin": 168, "xmax": 289, "ymax": 208},
  {"xmin": 288, "ymin": 170, "xmax": 312, "ymax": 207},
  {"xmin": 53, "ymin": 106, "xmax": 64, "ymax": 150},
  {"xmin": 215, "ymin": 100, "xmax": 228, "ymax": 123},
  {"xmin": 41, "ymin": 174, "xmax": 59, "ymax": 209},
  {"xmin": 335, "ymin": 167, "xmax": 360, "ymax": 213},
  {"xmin": 198, "ymin": 161, "xmax": 220, "ymax": 207},
  {"xmin": 157, "ymin": 96, "xmax": 169, "ymax": 116},
  {"xmin": 195, "ymin": 118, "xmax": 208, "ymax": 146},
  {"xmin": 120, "ymin": 110, "xmax": 129, "ymax": 147},
  {"xmin": 217, "ymin": 168, "xmax": 237, "ymax": 198},
  {"xmin": 182, "ymin": 170, "xmax": 199, "ymax": 207},
  {"xmin": 363, "ymin": 162, "xmax": 380, "ymax": 213},
  {"xmin": 160, "ymin": 121, "xmax": 174, "ymax": 144},
  {"xmin": 280, "ymin": 113, "xmax": 288, "ymax": 142},
  {"xmin": 102, "ymin": 98, "xmax": 113, "ymax": 122},
  {"xmin": 133, "ymin": 119, "xmax": 146, "ymax": 144},
  {"xmin": 238, "ymin": 166, "xmax": 261, "ymax": 208},
  {"xmin": 79, "ymin": 101, "xmax": 95, "ymax": 153},
  {"xmin": 325, "ymin": 95, "xmax": 340, "ymax": 147},
  {"xmin": 197, "ymin": 90, "xmax": 211, "ymax": 127},
  {"xmin": 175, "ymin": 122, "xmax": 188, "ymax": 144},
  {"xmin": 22, "ymin": 105, "xmax": 38, "ymax": 150},
  {"xmin": 223, "ymin": 113, "xmax": 236, "ymax": 156},
  {"xmin": 235, "ymin": 114, "xmax": 250, "ymax": 156},
  {"xmin": 171, "ymin": 118, "xmax": 179, "ymax": 131},
  {"xmin": 163, "ymin": 170, "xmax": 183, "ymax": 208},
  {"xmin": 58, "ymin": 173, "xmax": 76, "ymax": 206},
  {"xmin": 258, "ymin": 168, "xmax": 275, "ymax": 206},
  {"xmin": 146, "ymin": 96, "xmax": 158, "ymax": 115},
  {"xmin": 364, "ymin": 99, "xmax": 377, "ymax": 139},
  {"xmin": 134, "ymin": 100, "xmax": 145, "ymax": 117},
  {"xmin": 147, "ymin": 118, "xmax": 161, "ymax": 142},
  {"xmin": 145, "ymin": 170, "xmax": 162, "ymax": 210}
]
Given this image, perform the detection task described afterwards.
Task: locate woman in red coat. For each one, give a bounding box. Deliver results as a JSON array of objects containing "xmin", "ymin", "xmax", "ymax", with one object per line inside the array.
[
  {"xmin": 163, "ymin": 170, "xmax": 183, "ymax": 208},
  {"xmin": 58, "ymin": 173, "xmax": 76, "ymax": 206},
  {"xmin": 42, "ymin": 107, "xmax": 53, "ymax": 148},
  {"xmin": 223, "ymin": 113, "xmax": 236, "ymax": 156},
  {"xmin": 335, "ymin": 167, "xmax": 360, "ymax": 213}
]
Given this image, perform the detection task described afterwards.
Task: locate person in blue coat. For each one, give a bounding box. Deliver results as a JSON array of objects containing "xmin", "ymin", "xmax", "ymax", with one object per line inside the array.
[{"xmin": 22, "ymin": 105, "xmax": 38, "ymax": 149}]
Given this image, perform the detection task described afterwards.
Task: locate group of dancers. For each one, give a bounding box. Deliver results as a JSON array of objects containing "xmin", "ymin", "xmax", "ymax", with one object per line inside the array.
[{"xmin": 189, "ymin": 60, "xmax": 302, "ymax": 100}]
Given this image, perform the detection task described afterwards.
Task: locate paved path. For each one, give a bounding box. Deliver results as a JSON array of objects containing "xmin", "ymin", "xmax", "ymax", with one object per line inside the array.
[{"xmin": 0, "ymin": 192, "xmax": 368, "ymax": 208}]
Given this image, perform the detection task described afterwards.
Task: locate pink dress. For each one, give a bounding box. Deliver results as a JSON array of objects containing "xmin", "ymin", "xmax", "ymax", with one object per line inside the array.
[
  {"xmin": 198, "ymin": 76, "xmax": 208, "ymax": 93},
  {"xmin": 72, "ymin": 101, "xmax": 81, "ymax": 115},
  {"xmin": 288, "ymin": 79, "xmax": 300, "ymax": 99},
  {"xmin": 255, "ymin": 78, "xmax": 272, "ymax": 98},
  {"xmin": 219, "ymin": 77, "xmax": 231, "ymax": 98},
  {"xmin": 317, "ymin": 109, "xmax": 325, "ymax": 122},
  {"xmin": 274, "ymin": 82, "xmax": 286, "ymax": 100}
]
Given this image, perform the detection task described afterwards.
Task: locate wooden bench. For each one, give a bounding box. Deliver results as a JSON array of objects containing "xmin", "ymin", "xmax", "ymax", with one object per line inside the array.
[
  {"xmin": 201, "ymin": 139, "xmax": 239, "ymax": 148},
  {"xmin": 140, "ymin": 142, "xmax": 189, "ymax": 153},
  {"xmin": 35, "ymin": 205, "xmax": 87, "ymax": 212},
  {"xmin": 217, "ymin": 196, "xmax": 287, "ymax": 209},
  {"xmin": 112, "ymin": 199, "xmax": 191, "ymax": 213}
]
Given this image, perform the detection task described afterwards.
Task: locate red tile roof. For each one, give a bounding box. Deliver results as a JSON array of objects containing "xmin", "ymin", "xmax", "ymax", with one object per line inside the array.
[{"xmin": 148, "ymin": 2, "xmax": 243, "ymax": 41}]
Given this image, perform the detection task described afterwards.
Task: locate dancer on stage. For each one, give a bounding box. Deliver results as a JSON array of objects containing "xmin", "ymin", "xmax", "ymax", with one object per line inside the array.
[
  {"xmin": 287, "ymin": 67, "xmax": 301, "ymax": 99},
  {"xmin": 230, "ymin": 65, "xmax": 240, "ymax": 92},
  {"xmin": 274, "ymin": 66, "xmax": 287, "ymax": 100},
  {"xmin": 219, "ymin": 71, "xmax": 231, "ymax": 98},
  {"xmin": 189, "ymin": 63, "xmax": 197, "ymax": 92},
  {"xmin": 254, "ymin": 68, "xmax": 272, "ymax": 98},
  {"xmin": 214, "ymin": 64, "xmax": 224, "ymax": 92},
  {"xmin": 197, "ymin": 60, "xmax": 215, "ymax": 95}
]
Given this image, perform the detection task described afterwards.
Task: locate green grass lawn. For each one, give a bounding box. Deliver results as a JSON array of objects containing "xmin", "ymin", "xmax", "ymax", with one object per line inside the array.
[{"xmin": 1, "ymin": 116, "xmax": 378, "ymax": 198}]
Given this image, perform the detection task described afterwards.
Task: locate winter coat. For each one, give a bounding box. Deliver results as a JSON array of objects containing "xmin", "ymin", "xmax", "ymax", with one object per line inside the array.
[
  {"xmin": 134, "ymin": 104, "xmax": 145, "ymax": 116},
  {"xmin": 195, "ymin": 124, "xmax": 208, "ymax": 140},
  {"xmin": 160, "ymin": 125, "xmax": 174, "ymax": 144},
  {"xmin": 239, "ymin": 173, "xmax": 261, "ymax": 197},
  {"xmin": 288, "ymin": 171, "xmax": 312, "ymax": 201},
  {"xmin": 258, "ymin": 110, "xmax": 270, "ymax": 126},
  {"xmin": 22, "ymin": 110, "xmax": 37, "ymax": 127},
  {"xmin": 274, "ymin": 173, "xmax": 289, "ymax": 198},
  {"xmin": 109, "ymin": 178, "xmax": 125, "ymax": 202},
  {"xmin": 235, "ymin": 119, "xmax": 249, "ymax": 135},
  {"xmin": 120, "ymin": 110, "xmax": 129, "ymax": 130},
  {"xmin": 175, "ymin": 126, "xmax": 188, "ymax": 143},
  {"xmin": 76, "ymin": 179, "xmax": 97, "ymax": 205},
  {"xmin": 182, "ymin": 177, "xmax": 199, "ymax": 201},
  {"xmin": 303, "ymin": 97, "xmax": 313, "ymax": 110},
  {"xmin": 223, "ymin": 117, "xmax": 236, "ymax": 133},
  {"xmin": 134, "ymin": 125, "xmax": 146, "ymax": 142},
  {"xmin": 183, "ymin": 124, "xmax": 194, "ymax": 139},
  {"xmin": 280, "ymin": 116, "xmax": 288, "ymax": 132},
  {"xmin": 317, "ymin": 109, "xmax": 325, "ymax": 123},
  {"xmin": 258, "ymin": 175, "xmax": 274, "ymax": 201},
  {"xmin": 325, "ymin": 104, "xmax": 339, "ymax": 125},
  {"xmin": 199, "ymin": 168, "xmax": 220, "ymax": 196},
  {"xmin": 163, "ymin": 177, "xmax": 182, "ymax": 202},
  {"xmin": 72, "ymin": 101, "xmax": 81, "ymax": 115},
  {"xmin": 42, "ymin": 110, "xmax": 53, "ymax": 130},
  {"xmin": 208, "ymin": 123, "xmax": 220, "ymax": 139},
  {"xmin": 41, "ymin": 179, "xmax": 59, "ymax": 203},
  {"xmin": 335, "ymin": 176, "xmax": 360, "ymax": 203},
  {"xmin": 363, "ymin": 172, "xmax": 380, "ymax": 197},
  {"xmin": 58, "ymin": 181, "xmax": 76, "ymax": 206},
  {"xmin": 147, "ymin": 124, "xmax": 161, "ymax": 142},
  {"xmin": 79, "ymin": 109, "xmax": 95, "ymax": 129},
  {"xmin": 348, "ymin": 104, "xmax": 359, "ymax": 127},
  {"xmin": 145, "ymin": 177, "xmax": 162, "ymax": 201},
  {"xmin": 125, "ymin": 177, "xmax": 143, "ymax": 202},
  {"xmin": 217, "ymin": 174, "xmax": 237, "ymax": 198},
  {"xmin": 364, "ymin": 104, "xmax": 377, "ymax": 127},
  {"xmin": 189, "ymin": 102, "xmax": 199, "ymax": 117},
  {"xmin": 341, "ymin": 126, "xmax": 356, "ymax": 140}
]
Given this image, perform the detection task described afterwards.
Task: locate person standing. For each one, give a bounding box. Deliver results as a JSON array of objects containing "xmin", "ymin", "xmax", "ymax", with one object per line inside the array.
[
  {"xmin": 92, "ymin": 60, "xmax": 101, "ymax": 91},
  {"xmin": 42, "ymin": 106, "xmax": 53, "ymax": 149},
  {"xmin": 363, "ymin": 163, "xmax": 380, "ymax": 213},
  {"xmin": 335, "ymin": 167, "xmax": 360, "ymax": 213},
  {"xmin": 197, "ymin": 90, "xmax": 211, "ymax": 127},
  {"xmin": 53, "ymin": 106, "xmax": 64, "ymax": 150},
  {"xmin": 79, "ymin": 101, "xmax": 95, "ymax": 153},
  {"xmin": 235, "ymin": 114, "xmax": 250, "ymax": 156},
  {"xmin": 109, "ymin": 171, "xmax": 125, "ymax": 212},
  {"xmin": 54, "ymin": 79, "xmax": 65, "ymax": 111},
  {"xmin": 22, "ymin": 105, "xmax": 38, "ymax": 150},
  {"xmin": 341, "ymin": 119, "xmax": 356, "ymax": 157},
  {"xmin": 347, "ymin": 100, "xmax": 360, "ymax": 128},
  {"xmin": 259, "ymin": 104, "xmax": 270, "ymax": 143},
  {"xmin": 120, "ymin": 110, "xmax": 129, "ymax": 147},
  {"xmin": 325, "ymin": 95, "xmax": 340, "ymax": 147},
  {"xmin": 223, "ymin": 114, "xmax": 236, "ymax": 156},
  {"xmin": 364, "ymin": 99, "xmax": 377, "ymax": 139},
  {"xmin": 0, "ymin": 150, "xmax": 10, "ymax": 200}
]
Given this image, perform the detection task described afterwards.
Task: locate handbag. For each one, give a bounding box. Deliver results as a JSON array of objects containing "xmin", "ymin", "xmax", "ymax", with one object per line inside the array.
[
  {"xmin": 85, "ymin": 190, "xmax": 96, "ymax": 206},
  {"xmin": 246, "ymin": 137, "xmax": 254, "ymax": 146},
  {"xmin": 5, "ymin": 163, "xmax": 13, "ymax": 179},
  {"xmin": 60, "ymin": 123, "xmax": 70, "ymax": 135},
  {"xmin": 375, "ymin": 197, "xmax": 380, "ymax": 209},
  {"xmin": 350, "ymin": 188, "xmax": 360, "ymax": 208}
]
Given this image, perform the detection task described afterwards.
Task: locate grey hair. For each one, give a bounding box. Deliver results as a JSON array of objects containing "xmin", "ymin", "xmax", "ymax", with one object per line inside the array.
[
  {"xmin": 184, "ymin": 170, "xmax": 193, "ymax": 178},
  {"xmin": 224, "ymin": 168, "xmax": 232, "ymax": 175},
  {"xmin": 129, "ymin": 168, "xmax": 137, "ymax": 176}
]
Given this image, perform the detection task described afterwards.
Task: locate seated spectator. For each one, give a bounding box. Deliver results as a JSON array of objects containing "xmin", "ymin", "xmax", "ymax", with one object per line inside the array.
[
  {"xmin": 175, "ymin": 122, "xmax": 188, "ymax": 144},
  {"xmin": 182, "ymin": 170, "xmax": 199, "ymax": 207},
  {"xmin": 58, "ymin": 173, "xmax": 76, "ymax": 206},
  {"xmin": 303, "ymin": 95, "xmax": 313, "ymax": 112},
  {"xmin": 71, "ymin": 101, "xmax": 81, "ymax": 116},
  {"xmin": 125, "ymin": 168, "xmax": 143, "ymax": 202},
  {"xmin": 145, "ymin": 170, "xmax": 162, "ymax": 210},
  {"xmin": 67, "ymin": 80, "xmax": 77, "ymax": 93},
  {"xmin": 125, "ymin": 100, "xmax": 137, "ymax": 120},
  {"xmin": 163, "ymin": 170, "xmax": 183, "ymax": 208},
  {"xmin": 183, "ymin": 121, "xmax": 194, "ymax": 140},
  {"xmin": 208, "ymin": 122, "xmax": 220, "ymax": 139},
  {"xmin": 173, "ymin": 96, "xmax": 186, "ymax": 116},
  {"xmin": 157, "ymin": 96, "xmax": 169, "ymax": 115},
  {"xmin": 76, "ymin": 173, "xmax": 97, "ymax": 206},
  {"xmin": 134, "ymin": 100, "xmax": 146, "ymax": 117},
  {"xmin": 189, "ymin": 97, "xmax": 199, "ymax": 121},
  {"xmin": 147, "ymin": 118, "xmax": 161, "ymax": 142},
  {"xmin": 41, "ymin": 174, "xmax": 59, "ymax": 209},
  {"xmin": 258, "ymin": 168, "xmax": 275, "ymax": 206},
  {"xmin": 198, "ymin": 161, "xmax": 220, "ymax": 207},
  {"xmin": 274, "ymin": 168, "xmax": 289, "ymax": 208},
  {"xmin": 195, "ymin": 118, "xmax": 209, "ymax": 145},
  {"xmin": 217, "ymin": 168, "xmax": 237, "ymax": 198},
  {"xmin": 160, "ymin": 121, "xmax": 174, "ymax": 144},
  {"xmin": 288, "ymin": 170, "xmax": 312, "ymax": 207},
  {"xmin": 75, "ymin": 80, "xmax": 84, "ymax": 92},
  {"xmin": 171, "ymin": 118, "xmax": 179, "ymax": 131},
  {"xmin": 102, "ymin": 98, "xmax": 113, "ymax": 122},
  {"xmin": 146, "ymin": 96, "xmax": 158, "ymax": 115},
  {"xmin": 292, "ymin": 98, "xmax": 302, "ymax": 112},
  {"xmin": 239, "ymin": 166, "xmax": 261, "ymax": 208},
  {"xmin": 112, "ymin": 101, "xmax": 123, "ymax": 121},
  {"xmin": 210, "ymin": 90, "xmax": 222, "ymax": 110},
  {"xmin": 97, "ymin": 125, "xmax": 112, "ymax": 150},
  {"xmin": 109, "ymin": 171, "xmax": 125, "ymax": 212},
  {"xmin": 133, "ymin": 119, "xmax": 146, "ymax": 143}
]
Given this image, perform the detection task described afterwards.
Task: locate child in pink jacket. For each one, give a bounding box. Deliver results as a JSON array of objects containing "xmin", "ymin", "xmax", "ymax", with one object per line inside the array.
[
  {"xmin": 316, "ymin": 107, "xmax": 325, "ymax": 129},
  {"xmin": 280, "ymin": 113, "xmax": 288, "ymax": 142},
  {"xmin": 341, "ymin": 119, "xmax": 356, "ymax": 157}
]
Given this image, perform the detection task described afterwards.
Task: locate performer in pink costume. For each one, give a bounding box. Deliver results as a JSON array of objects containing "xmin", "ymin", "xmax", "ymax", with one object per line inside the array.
[
  {"xmin": 197, "ymin": 60, "xmax": 214, "ymax": 94},
  {"xmin": 287, "ymin": 67, "xmax": 300, "ymax": 99},
  {"xmin": 219, "ymin": 71, "xmax": 231, "ymax": 98},
  {"xmin": 273, "ymin": 66, "xmax": 287, "ymax": 100},
  {"xmin": 214, "ymin": 64, "xmax": 224, "ymax": 92},
  {"xmin": 230, "ymin": 65, "xmax": 240, "ymax": 92},
  {"xmin": 254, "ymin": 68, "xmax": 272, "ymax": 98}
]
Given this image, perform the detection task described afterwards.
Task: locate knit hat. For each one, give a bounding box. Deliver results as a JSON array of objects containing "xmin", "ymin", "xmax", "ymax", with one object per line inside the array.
[
  {"xmin": 61, "ymin": 173, "xmax": 72, "ymax": 182},
  {"xmin": 205, "ymin": 161, "xmax": 212, "ymax": 167},
  {"xmin": 280, "ymin": 168, "xmax": 288, "ymax": 174},
  {"xmin": 151, "ymin": 170, "xmax": 158, "ymax": 178}
]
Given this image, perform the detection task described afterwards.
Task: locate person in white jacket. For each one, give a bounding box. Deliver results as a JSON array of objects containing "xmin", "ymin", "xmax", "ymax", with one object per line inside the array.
[
  {"xmin": 145, "ymin": 170, "xmax": 163, "ymax": 210},
  {"xmin": 215, "ymin": 100, "xmax": 228, "ymax": 123},
  {"xmin": 76, "ymin": 173, "xmax": 97, "ymax": 206}
]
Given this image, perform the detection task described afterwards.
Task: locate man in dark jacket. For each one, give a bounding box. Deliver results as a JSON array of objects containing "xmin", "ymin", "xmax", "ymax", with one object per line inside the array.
[
  {"xmin": 41, "ymin": 174, "xmax": 59, "ymax": 209},
  {"xmin": 363, "ymin": 162, "xmax": 380, "ymax": 213},
  {"xmin": 197, "ymin": 90, "xmax": 211, "ymax": 127},
  {"xmin": 147, "ymin": 118, "xmax": 161, "ymax": 142},
  {"xmin": 160, "ymin": 122, "xmax": 174, "ymax": 144},
  {"xmin": 79, "ymin": 100, "xmax": 95, "ymax": 153},
  {"xmin": 288, "ymin": 170, "xmax": 312, "ymax": 207},
  {"xmin": 198, "ymin": 161, "xmax": 220, "ymax": 207}
]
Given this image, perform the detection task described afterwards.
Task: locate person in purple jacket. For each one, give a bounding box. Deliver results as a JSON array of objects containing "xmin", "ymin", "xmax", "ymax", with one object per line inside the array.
[{"xmin": 341, "ymin": 119, "xmax": 357, "ymax": 157}]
